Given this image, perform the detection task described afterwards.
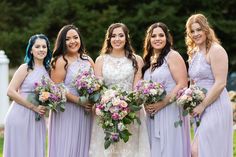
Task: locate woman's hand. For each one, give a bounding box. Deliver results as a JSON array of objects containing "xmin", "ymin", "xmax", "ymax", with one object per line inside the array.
[
  {"xmin": 82, "ymin": 103, "xmax": 93, "ymax": 112},
  {"xmin": 33, "ymin": 105, "xmax": 47, "ymax": 116},
  {"xmin": 192, "ymin": 104, "xmax": 205, "ymax": 117},
  {"xmin": 78, "ymin": 97, "xmax": 93, "ymax": 112},
  {"xmin": 145, "ymin": 101, "xmax": 165, "ymax": 114}
]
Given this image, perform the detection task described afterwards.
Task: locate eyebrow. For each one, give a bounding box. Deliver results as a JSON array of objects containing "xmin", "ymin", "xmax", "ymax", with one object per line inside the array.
[{"xmin": 66, "ymin": 35, "xmax": 79, "ymax": 38}]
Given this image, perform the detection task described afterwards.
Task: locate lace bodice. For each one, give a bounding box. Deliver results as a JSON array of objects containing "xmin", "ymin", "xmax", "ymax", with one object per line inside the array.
[
  {"xmin": 102, "ymin": 54, "xmax": 135, "ymax": 91},
  {"xmin": 188, "ymin": 51, "xmax": 215, "ymax": 87}
]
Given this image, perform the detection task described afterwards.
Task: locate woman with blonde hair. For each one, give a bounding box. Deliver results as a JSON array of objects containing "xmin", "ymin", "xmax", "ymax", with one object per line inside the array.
[{"xmin": 186, "ymin": 13, "xmax": 233, "ymax": 157}]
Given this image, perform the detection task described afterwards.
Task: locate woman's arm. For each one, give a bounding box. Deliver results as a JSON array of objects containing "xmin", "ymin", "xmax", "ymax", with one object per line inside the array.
[
  {"xmin": 7, "ymin": 64, "xmax": 46, "ymax": 115},
  {"xmin": 133, "ymin": 55, "xmax": 144, "ymax": 89},
  {"xmin": 193, "ymin": 44, "xmax": 228, "ymax": 116},
  {"xmin": 50, "ymin": 57, "xmax": 78, "ymax": 104},
  {"xmin": 94, "ymin": 55, "xmax": 104, "ymax": 78},
  {"xmin": 87, "ymin": 55, "xmax": 95, "ymax": 69},
  {"xmin": 146, "ymin": 51, "xmax": 188, "ymax": 113}
]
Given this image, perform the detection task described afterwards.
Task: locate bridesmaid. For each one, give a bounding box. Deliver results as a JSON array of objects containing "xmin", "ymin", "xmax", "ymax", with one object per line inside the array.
[
  {"xmin": 3, "ymin": 34, "xmax": 52, "ymax": 157},
  {"xmin": 142, "ymin": 22, "xmax": 191, "ymax": 157},
  {"xmin": 186, "ymin": 13, "xmax": 233, "ymax": 157},
  {"xmin": 48, "ymin": 24, "xmax": 94, "ymax": 157}
]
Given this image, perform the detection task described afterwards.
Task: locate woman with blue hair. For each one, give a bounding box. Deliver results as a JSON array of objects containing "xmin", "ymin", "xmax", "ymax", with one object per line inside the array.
[{"xmin": 3, "ymin": 34, "xmax": 52, "ymax": 157}]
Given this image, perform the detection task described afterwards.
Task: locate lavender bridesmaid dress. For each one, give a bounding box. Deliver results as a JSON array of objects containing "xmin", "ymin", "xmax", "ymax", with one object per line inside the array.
[
  {"xmin": 48, "ymin": 58, "xmax": 93, "ymax": 157},
  {"xmin": 188, "ymin": 51, "xmax": 233, "ymax": 157},
  {"xmin": 143, "ymin": 52, "xmax": 191, "ymax": 157},
  {"xmin": 3, "ymin": 66, "xmax": 48, "ymax": 157}
]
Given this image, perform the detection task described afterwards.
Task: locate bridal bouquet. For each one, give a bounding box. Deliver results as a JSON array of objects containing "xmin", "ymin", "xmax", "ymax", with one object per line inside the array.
[
  {"xmin": 28, "ymin": 76, "xmax": 67, "ymax": 121},
  {"xmin": 95, "ymin": 87, "xmax": 141, "ymax": 149},
  {"xmin": 134, "ymin": 80, "xmax": 166, "ymax": 118},
  {"xmin": 73, "ymin": 67, "xmax": 105, "ymax": 104},
  {"xmin": 174, "ymin": 85, "xmax": 207, "ymax": 127}
]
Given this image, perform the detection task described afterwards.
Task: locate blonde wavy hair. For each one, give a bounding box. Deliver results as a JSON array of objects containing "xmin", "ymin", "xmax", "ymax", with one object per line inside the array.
[{"xmin": 185, "ymin": 13, "xmax": 220, "ymax": 60}]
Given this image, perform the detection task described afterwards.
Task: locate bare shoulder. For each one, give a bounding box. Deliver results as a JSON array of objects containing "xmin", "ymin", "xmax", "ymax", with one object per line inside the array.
[
  {"xmin": 209, "ymin": 43, "xmax": 228, "ymax": 61},
  {"xmin": 134, "ymin": 54, "xmax": 143, "ymax": 62},
  {"xmin": 95, "ymin": 55, "xmax": 105, "ymax": 64},
  {"xmin": 83, "ymin": 54, "xmax": 95, "ymax": 65},
  {"xmin": 12, "ymin": 63, "xmax": 28, "ymax": 79},
  {"xmin": 168, "ymin": 50, "xmax": 184, "ymax": 61},
  {"xmin": 17, "ymin": 63, "xmax": 28, "ymax": 73},
  {"xmin": 56, "ymin": 56, "xmax": 66, "ymax": 64},
  {"xmin": 209, "ymin": 43, "xmax": 227, "ymax": 55},
  {"xmin": 133, "ymin": 54, "xmax": 144, "ymax": 67},
  {"xmin": 55, "ymin": 56, "xmax": 67, "ymax": 68}
]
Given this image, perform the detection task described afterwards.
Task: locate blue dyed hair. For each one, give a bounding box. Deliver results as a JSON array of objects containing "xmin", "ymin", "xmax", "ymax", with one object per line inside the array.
[{"xmin": 24, "ymin": 34, "xmax": 52, "ymax": 71}]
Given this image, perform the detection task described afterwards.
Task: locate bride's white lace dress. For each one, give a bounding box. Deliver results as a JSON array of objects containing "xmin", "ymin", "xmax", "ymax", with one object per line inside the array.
[{"xmin": 89, "ymin": 54, "xmax": 150, "ymax": 157}]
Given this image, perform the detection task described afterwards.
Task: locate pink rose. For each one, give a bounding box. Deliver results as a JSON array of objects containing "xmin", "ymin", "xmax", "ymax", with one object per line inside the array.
[{"xmin": 111, "ymin": 113, "xmax": 120, "ymax": 120}]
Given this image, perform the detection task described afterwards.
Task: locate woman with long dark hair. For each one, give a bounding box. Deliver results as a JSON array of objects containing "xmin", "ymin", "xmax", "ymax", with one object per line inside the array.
[
  {"xmin": 48, "ymin": 24, "xmax": 94, "ymax": 157},
  {"xmin": 143, "ymin": 22, "xmax": 190, "ymax": 157},
  {"xmin": 89, "ymin": 23, "xmax": 150, "ymax": 157}
]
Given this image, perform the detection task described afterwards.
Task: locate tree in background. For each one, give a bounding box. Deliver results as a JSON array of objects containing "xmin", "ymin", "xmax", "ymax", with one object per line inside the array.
[{"xmin": 0, "ymin": 0, "xmax": 235, "ymax": 72}]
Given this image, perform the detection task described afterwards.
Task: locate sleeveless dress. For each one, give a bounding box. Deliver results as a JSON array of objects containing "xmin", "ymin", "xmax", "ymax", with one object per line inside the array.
[
  {"xmin": 143, "ymin": 53, "xmax": 191, "ymax": 157},
  {"xmin": 89, "ymin": 54, "xmax": 150, "ymax": 157},
  {"xmin": 3, "ymin": 66, "xmax": 48, "ymax": 157},
  {"xmin": 188, "ymin": 51, "xmax": 233, "ymax": 157},
  {"xmin": 48, "ymin": 58, "xmax": 93, "ymax": 157}
]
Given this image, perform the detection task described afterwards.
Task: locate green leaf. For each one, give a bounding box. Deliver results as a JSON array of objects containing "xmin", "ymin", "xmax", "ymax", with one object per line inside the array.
[
  {"xmin": 136, "ymin": 117, "xmax": 141, "ymax": 125},
  {"xmin": 27, "ymin": 93, "xmax": 40, "ymax": 106},
  {"xmin": 89, "ymin": 93, "xmax": 100, "ymax": 103},
  {"xmin": 182, "ymin": 110, "xmax": 189, "ymax": 116},
  {"xmin": 123, "ymin": 117, "xmax": 132, "ymax": 124},
  {"xmin": 129, "ymin": 105, "xmax": 142, "ymax": 112},
  {"xmin": 104, "ymin": 140, "xmax": 111, "ymax": 149},
  {"xmin": 120, "ymin": 130, "xmax": 130, "ymax": 143},
  {"xmin": 174, "ymin": 120, "xmax": 182, "ymax": 128},
  {"xmin": 35, "ymin": 113, "xmax": 41, "ymax": 121},
  {"xmin": 60, "ymin": 104, "xmax": 65, "ymax": 112}
]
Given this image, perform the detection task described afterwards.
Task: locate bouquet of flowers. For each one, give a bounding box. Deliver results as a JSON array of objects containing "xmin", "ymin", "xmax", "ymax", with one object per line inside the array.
[
  {"xmin": 95, "ymin": 87, "xmax": 142, "ymax": 149},
  {"xmin": 73, "ymin": 67, "xmax": 105, "ymax": 104},
  {"xmin": 134, "ymin": 80, "xmax": 166, "ymax": 118},
  {"xmin": 28, "ymin": 76, "xmax": 67, "ymax": 121},
  {"xmin": 174, "ymin": 85, "xmax": 207, "ymax": 127}
]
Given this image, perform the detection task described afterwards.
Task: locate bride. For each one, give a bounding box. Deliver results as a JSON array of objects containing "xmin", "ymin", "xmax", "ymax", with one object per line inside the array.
[{"xmin": 89, "ymin": 23, "xmax": 150, "ymax": 157}]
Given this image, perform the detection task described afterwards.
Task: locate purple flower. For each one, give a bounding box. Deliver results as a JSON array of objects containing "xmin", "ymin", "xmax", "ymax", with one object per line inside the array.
[
  {"xmin": 143, "ymin": 89, "xmax": 149, "ymax": 94},
  {"xmin": 34, "ymin": 82, "xmax": 39, "ymax": 87},
  {"xmin": 87, "ymin": 88, "xmax": 93, "ymax": 94},
  {"xmin": 111, "ymin": 133, "xmax": 119, "ymax": 142}
]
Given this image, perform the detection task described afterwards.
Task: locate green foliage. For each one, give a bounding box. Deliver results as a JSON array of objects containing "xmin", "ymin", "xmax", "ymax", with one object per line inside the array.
[
  {"xmin": 0, "ymin": 136, "xmax": 3, "ymax": 157},
  {"xmin": 0, "ymin": 0, "xmax": 235, "ymax": 72}
]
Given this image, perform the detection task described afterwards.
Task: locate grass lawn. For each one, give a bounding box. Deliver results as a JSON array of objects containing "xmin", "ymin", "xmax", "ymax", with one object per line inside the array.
[
  {"xmin": 0, "ymin": 131, "xmax": 236, "ymax": 157},
  {"xmin": 0, "ymin": 136, "xmax": 3, "ymax": 157}
]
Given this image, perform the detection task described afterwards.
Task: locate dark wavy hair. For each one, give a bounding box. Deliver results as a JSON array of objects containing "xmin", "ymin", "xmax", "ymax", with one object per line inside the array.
[
  {"xmin": 24, "ymin": 34, "xmax": 52, "ymax": 71},
  {"xmin": 51, "ymin": 24, "xmax": 87, "ymax": 70},
  {"xmin": 142, "ymin": 22, "xmax": 172, "ymax": 76},
  {"xmin": 100, "ymin": 23, "xmax": 138, "ymax": 72}
]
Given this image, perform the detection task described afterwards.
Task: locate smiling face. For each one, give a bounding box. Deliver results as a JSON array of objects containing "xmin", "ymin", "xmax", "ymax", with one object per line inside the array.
[
  {"xmin": 31, "ymin": 38, "xmax": 47, "ymax": 61},
  {"xmin": 66, "ymin": 29, "xmax": 81, "ymax": 54},
  {"xmin": 110, "ymin": 27, "xmax": 126, "ymax": 51},
  {"xmin": 150, "ymin": 27, "xmax": 166, "ymax": 52},
  {"xmin": 190, "ymin": 22, "xmax": 207, "ymax": 46}
]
